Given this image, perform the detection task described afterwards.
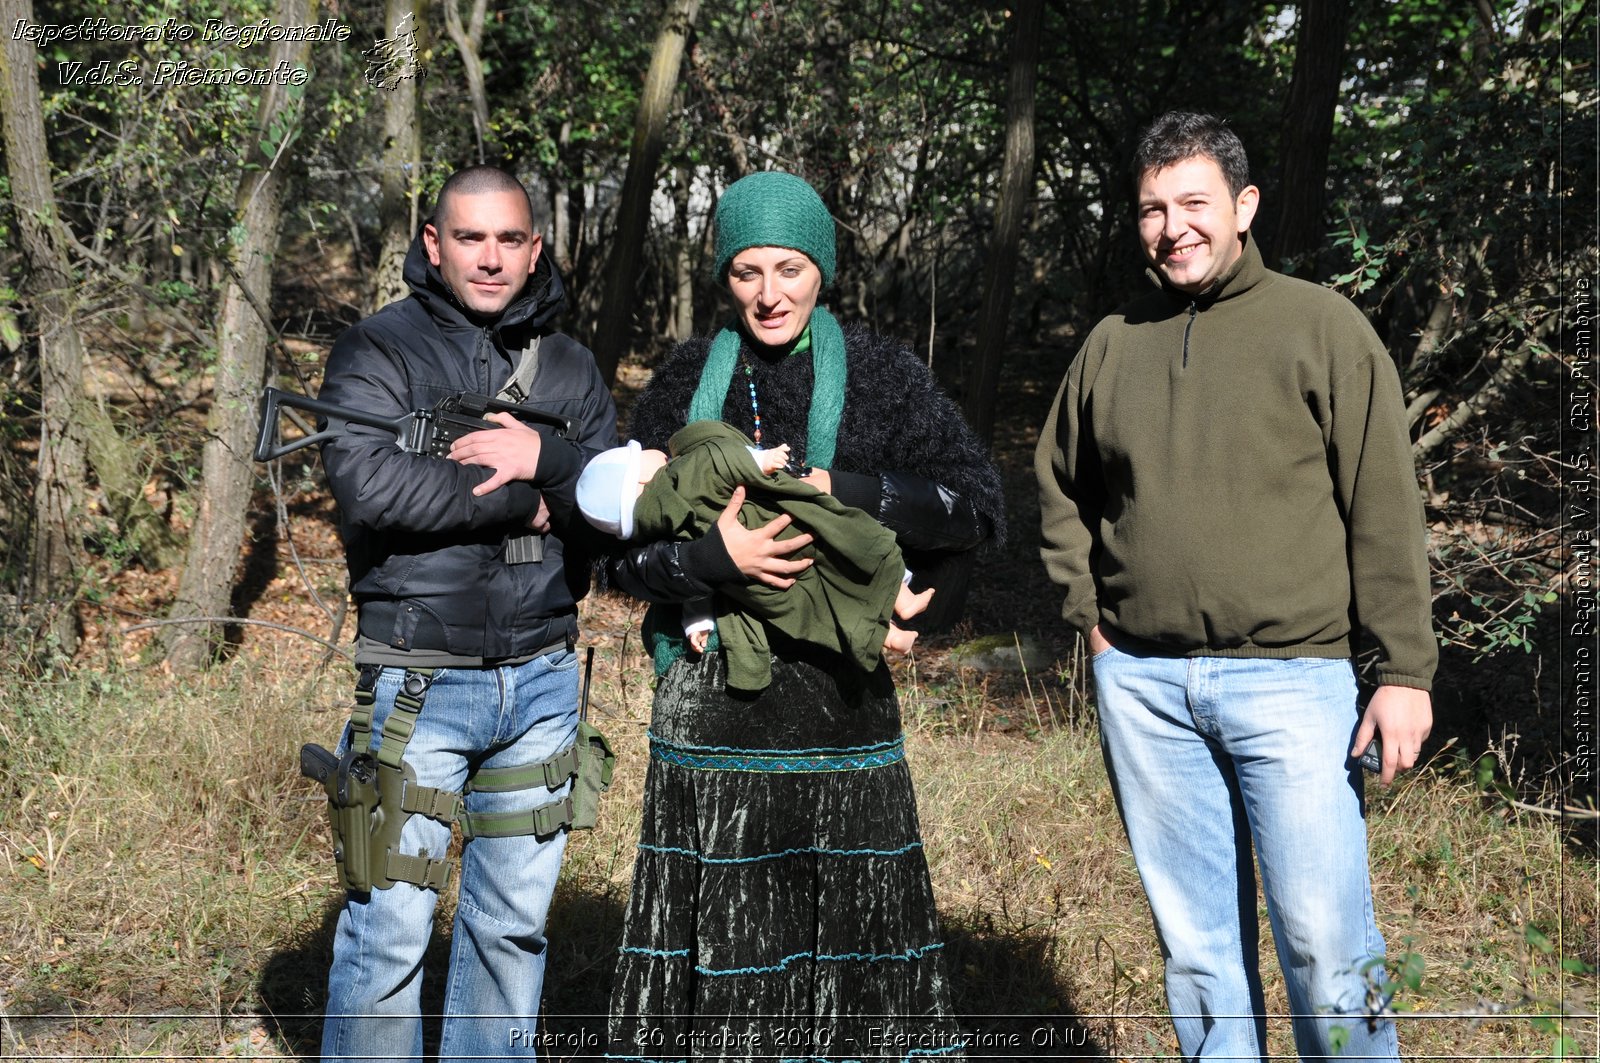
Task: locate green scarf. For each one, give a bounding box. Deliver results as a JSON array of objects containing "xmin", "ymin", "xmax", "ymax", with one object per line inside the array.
[{"xmin": 686, "ymin": 306, "xmax": 847, "ymax": 469}]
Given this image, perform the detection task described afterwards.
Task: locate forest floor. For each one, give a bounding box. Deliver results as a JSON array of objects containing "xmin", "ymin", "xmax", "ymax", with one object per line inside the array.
[{"xmin": 1, "ymin": 340, "xmax": 1596, "ymax": 1060}]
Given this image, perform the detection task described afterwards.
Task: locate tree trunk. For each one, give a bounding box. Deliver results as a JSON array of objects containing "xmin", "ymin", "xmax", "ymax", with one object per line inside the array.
[
  {"xmin": 807, "ymin": 8, "xmax": 851, "ymax": 300},
  {"xmin": 375, "ymin": 0, "xmax": 423, "ymax": 308},
  {"xmin": 552, "ymin": 120, "xmax": 573, "ymax": 272},
  {"xmin": 1269, "ymin": 0, "xmax": 1352, "ymax": 272},
  {"xmin": 670, "ymin": 163, "xmax": 695, "ymax": 341},
  {"xmin": 0, "ymin": 0, "xmax": 90, "ymax": 660},
  {"xmin": 164, "ymin": 0, "xmax": 313, "ymax": 669},
  {"xmin": 591, "ymin": 0, "xmax": 700, "ymax": 386},
  {"xmin": 686, "ymin": 42, "xmax": 751, "ymax": 177},
  {"xmin": 84, "ymin": 411, "xmax": 182, "ymax": 570},
  {"xmin": 963, "ymin": 0, "xmax": 1041, "ymax": 447},
  {"xmin": 443, "ymin": 0, "xmax": 489, "ymax": 165}
]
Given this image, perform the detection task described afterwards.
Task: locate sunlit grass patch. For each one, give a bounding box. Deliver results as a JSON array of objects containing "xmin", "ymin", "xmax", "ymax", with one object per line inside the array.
[{"xmin": 0, "ymin": 641, "xmax": 1592, "ymax": 1059}]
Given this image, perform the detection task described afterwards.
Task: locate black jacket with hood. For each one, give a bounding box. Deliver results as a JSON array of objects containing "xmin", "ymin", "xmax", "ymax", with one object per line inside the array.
[{"xmin": 318, "ymin": 229, "xmax": 618, "ymax": 662}]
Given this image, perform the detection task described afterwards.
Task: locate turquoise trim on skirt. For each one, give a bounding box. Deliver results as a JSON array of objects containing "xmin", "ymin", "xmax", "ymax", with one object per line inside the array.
[{"xmin": 607, "ymin": 645, "xmax": 966, "ymax": 1061}]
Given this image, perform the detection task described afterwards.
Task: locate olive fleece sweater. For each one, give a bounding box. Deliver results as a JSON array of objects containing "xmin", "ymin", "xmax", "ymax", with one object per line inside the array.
[{"xmin": 1035, "ymin": 237, "xmax": 1437, "ymax": 690}]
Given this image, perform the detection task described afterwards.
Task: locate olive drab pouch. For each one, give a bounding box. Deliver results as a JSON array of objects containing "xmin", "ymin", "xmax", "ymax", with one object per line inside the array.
[
  {"xmin": 569, "ymin": 720, "xmax": 616, "ymax": 831},
  {"xmin": 297, "ymin": 663, "xmax": 430, "ymax": 893},
  {"xmin": 298, "ymin": 668, "xmax": 455, "ymax": 893}
]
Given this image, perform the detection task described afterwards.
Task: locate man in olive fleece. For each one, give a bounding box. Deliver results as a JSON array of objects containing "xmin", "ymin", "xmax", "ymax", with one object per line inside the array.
[{"xmin": 1035, "ymin": 111, "xmax": 1435, "ymax": 1061}]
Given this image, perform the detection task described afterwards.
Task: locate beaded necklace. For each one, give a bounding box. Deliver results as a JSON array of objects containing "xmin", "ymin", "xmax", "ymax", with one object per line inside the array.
[
  {"xmin": 739, "ymin": 350, "xmax": 763, "ymax": 444},
  {"xmin": 738, "ymin": 326, "xmax": 812, "ymax": 447}
]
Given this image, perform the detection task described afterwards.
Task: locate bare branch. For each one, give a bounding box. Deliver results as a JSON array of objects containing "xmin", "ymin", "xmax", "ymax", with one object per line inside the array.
[{"xmin": 121, "ymin": 615, "xmax": 353, "ymax": 659}]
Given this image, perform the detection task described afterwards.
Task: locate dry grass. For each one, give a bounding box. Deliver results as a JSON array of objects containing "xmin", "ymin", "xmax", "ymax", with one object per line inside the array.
[
  {"xmin": 4, "ymin": 333, "xmax": 1592, "ymax": 1055},
  {"xmin": 1, "ymin": 601, "xmax": 1594, "ymax": 1060}
]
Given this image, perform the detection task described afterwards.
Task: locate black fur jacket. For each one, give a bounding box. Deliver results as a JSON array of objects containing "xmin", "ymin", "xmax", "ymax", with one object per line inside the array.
[{"xmin": 612, "ymin": 321, "xmax": 1005, "ymax": 631}]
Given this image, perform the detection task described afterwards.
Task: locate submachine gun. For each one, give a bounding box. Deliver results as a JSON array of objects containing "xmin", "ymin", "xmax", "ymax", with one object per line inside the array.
[
  {"xmin": 254, "ymin": 386, "xmax": 615, "ymax": 893},
  {"xmin": 252, "ymin": 385, "xmax": 574, "ymax": 463}
]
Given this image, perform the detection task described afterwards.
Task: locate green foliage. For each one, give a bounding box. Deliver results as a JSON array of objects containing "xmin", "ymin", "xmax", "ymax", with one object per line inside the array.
[
  {"xmin": 1023, "ymin": 1, "xmax": 1292, "ymax": 325},
  {"xmin": 1318, "ymin": 0, "xmax": 1583, "ymax": 666},
  {"xmin": 487, "ymin": 4, "xmax": 651, "ymax": 170},
  {"xmin": 680, "ymin": 0, "xmax": 1009, "ymax": 333},
  {"xmin": 0, "ymin": 0, "xmax": 1583, "ymax": 751},
  {"xmin": 257, "ymin": 79, "xmax": 307, "ymax": 160},
  {"xmin": 28, "ymin": 0, "xmax": 283, "ymax": 255},
  {"xmin": 1328, "ymin": 221, "xmax": 1389, "ymax": 296},
  {"xmin": 1440, "ymin": 567, "xmax": 1559, "ymax": 661}
]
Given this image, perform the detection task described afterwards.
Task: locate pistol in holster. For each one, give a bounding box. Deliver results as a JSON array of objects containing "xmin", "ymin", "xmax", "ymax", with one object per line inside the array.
[
  {"xmin": 301, "ymin": 661, "xmax": 618, "ymax": 894},
  {"xmin": 301, "ymin": 743, "xmax": 381, "ymax": 893}
]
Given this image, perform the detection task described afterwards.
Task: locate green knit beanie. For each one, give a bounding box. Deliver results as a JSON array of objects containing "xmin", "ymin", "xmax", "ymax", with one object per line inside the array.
[{"xmin": 712, "ymin": 172, "xmax": 836, "ymax": 285}]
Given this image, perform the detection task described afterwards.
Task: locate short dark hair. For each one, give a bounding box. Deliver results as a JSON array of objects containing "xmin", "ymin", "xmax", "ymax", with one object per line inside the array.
[
  {"xmin": 430, "ymin": 166, "xmax": 533, "ymax": 228},
  {"xmin": 1132, "ymin": 111, "xmax": 1251, "ymax": 197}
]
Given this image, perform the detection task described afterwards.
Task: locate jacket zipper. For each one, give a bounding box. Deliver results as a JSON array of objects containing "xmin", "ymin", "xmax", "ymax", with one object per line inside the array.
[{"xmin": 1182, "ymin": 301, "xmax": 1198, "ymax": 369}]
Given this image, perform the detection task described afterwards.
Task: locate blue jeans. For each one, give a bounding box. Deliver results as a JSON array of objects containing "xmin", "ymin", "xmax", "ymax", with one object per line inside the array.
[
  {"xmin": 321, "ymin": 651, "xmax": 579, "ymax": 1063},
  {"xmin": 1092, "ymin": 646, "xmax": 1397, "ymax": 1062}
]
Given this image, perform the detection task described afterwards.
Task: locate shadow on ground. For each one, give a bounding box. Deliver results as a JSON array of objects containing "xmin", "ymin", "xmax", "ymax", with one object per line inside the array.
[
  {"xmin": 942, "ymin": 916, "xmax": 1107, "ymax": 1059},
  {"xmin": 258, "ymin": 881, "xmax": 1103, "ymax": 1061}
]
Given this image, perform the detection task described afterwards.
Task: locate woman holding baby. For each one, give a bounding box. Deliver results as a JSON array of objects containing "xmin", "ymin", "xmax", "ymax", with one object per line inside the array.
[{"xmin": 604, "ymin": 171, "xmax": 1003, "ymax": 1060}]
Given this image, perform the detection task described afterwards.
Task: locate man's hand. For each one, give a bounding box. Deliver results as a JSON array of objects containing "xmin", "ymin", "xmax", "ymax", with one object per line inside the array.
[
  {"xmin": 1351, "ymin": 684, "xmax": 1433, "ymax": 787},
  {"xmin": 717, "ymin": 485, "xmax": 814, "ymax": 588},
  {"xmin": 449, "ymin": 411, "xmax": 543, "ymax": 496},
  {"xmin": 1088, "ymin": 624, "xmax": 1113, "ymax": 656}
]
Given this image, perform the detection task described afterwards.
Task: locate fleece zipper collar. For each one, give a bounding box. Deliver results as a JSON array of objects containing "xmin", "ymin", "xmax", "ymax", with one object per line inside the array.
[
  {"xmin": 1145, "ymin": 232, "xmax": 1268, "ymax": 308},
  {"xmin": 1146, "ymin": 235, "xmax": 1268, "ymax": 369}
]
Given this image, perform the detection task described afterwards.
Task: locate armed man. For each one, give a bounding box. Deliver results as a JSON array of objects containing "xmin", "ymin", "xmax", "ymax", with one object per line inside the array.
[
  {"xmin": 314, "ymin": 165, "xmax": 618, "ymax": 1062},
  {"xmin": 1036, "ymin": 112, "xmax": 1435, "ymax": 1059}
]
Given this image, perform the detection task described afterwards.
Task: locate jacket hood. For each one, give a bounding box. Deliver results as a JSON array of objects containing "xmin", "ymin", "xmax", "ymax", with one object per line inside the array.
[{"xmin": 401, "ymin": 223, "xmax": 568, "ymax": 338}]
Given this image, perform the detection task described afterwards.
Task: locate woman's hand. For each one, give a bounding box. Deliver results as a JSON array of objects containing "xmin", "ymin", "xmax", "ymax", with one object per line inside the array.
[
  {"xmin": 799, "ymin": 468, "xmax": 831, "ymax": 494},
  {"xmin": 448, "ymin": 412, "xmax": 542, "ymax": 496},
  {"xmin": 717, "ymin": 485, "xmax": 814, "ymax": 588}
]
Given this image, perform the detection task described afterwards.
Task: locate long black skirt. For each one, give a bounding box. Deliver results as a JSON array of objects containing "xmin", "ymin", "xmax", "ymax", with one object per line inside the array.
[{"xmin": 606, "ymin": 646, "xmax": 965, "ymax": 1062}]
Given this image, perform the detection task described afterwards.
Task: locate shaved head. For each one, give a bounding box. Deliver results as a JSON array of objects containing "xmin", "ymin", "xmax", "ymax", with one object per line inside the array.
[{"xmin": 432, "ymin": 166, "xmax": 534, "ymax": 230}]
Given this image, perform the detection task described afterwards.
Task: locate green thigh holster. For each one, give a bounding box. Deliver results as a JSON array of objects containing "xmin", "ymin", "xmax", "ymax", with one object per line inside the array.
[
  {"xmin": 301, "ymin": 664, "xmax": 617, "ymax": 892},
  {"xmin": 300, "ymin": 743, "xmax": 378, "ymax": 892}
]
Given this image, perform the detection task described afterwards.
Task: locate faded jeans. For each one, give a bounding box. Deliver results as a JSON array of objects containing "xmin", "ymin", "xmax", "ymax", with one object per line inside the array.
[
  {"xmin": 1092, "ymin": 645, "xmax": 1398, "ymax": 1061},
  {"xmin": 321, "ymin": 651, "xmax": 579, "ymax": 1063}
]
